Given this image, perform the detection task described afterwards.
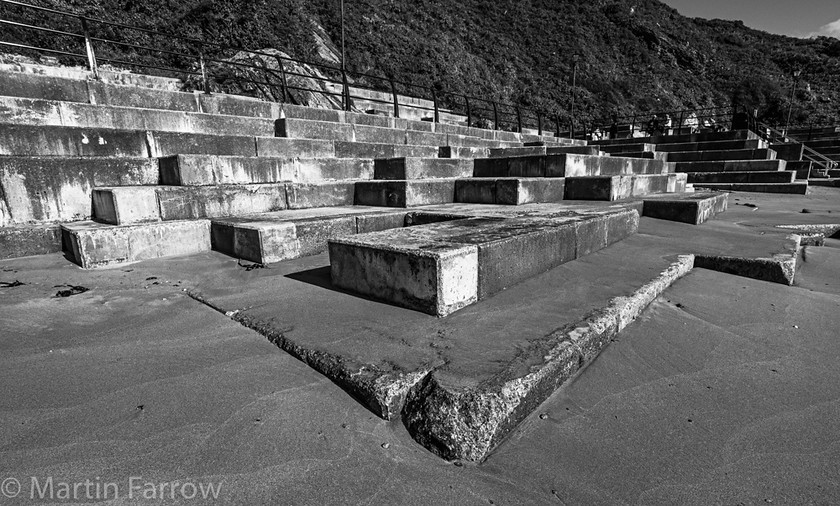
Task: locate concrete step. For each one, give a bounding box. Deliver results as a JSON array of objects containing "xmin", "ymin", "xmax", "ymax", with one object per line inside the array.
[
  {"xmin": 61, "ymin": 219, "xmax": 211, "ymax": 269},
  {"xmin": 564, "ymin": 174, "xmax": 687, "ymax": 201},
  {"xmin": 455, "ymin": 177, "xmax": 566, "ymax": 205},
  {"xmin": 354, "ymin": 180, "xmax": 455, "ymax": 207},
  {"xmin": 0, "ymin": 66, "xmax": 281, "ymax": 118},
  {"xmin": 769, "ymin": 143, "xmax": 805, "ymax": 161},
  {"xmin": 674, "ymin": 160, "xmax": 787, "ymax": 173},
  {"xmin": 487, "ymin": 146, "xmax": 601, "ymax": 158},
  {"xmin": 159, "ymin": 155, "xmax": 373, "ymax": 186},
  {"xmin": 598, "ymin": 143, "xmax": 656, "ymax": 154},
  {"xmin": 334, "ymin": 141, "xmax": 439, "ymax": 159},
  {"xmin": 808, "ymin": 179, "xmax": 840, "ymax": 188},
  {"xmin": 374, "ymin": 158, "xmax": 474, "ymax": 180},
  {"xmin": 687, "ymin": 171, "xmax": 796, "ymax": 184},
  {"xmin": 802, "ymin": 139, "xmax": 840, "ymax": 150},
  {"xmin": 0, "ymin": 223, "xmax": 63, "ymax": 259},
  {"xmin": 0, "ymin": 156, "xmax": 158, "ymax": 226},
  {"xmin": 666, "ymin": 148, "xmax": 777, "ymax": 162},
  {"xmin": 93, "ymin": 181, "xmax": 356, "ymax": 225},
  {"xmin": 591, "ymin": 129, "xmax": 759, "ymax": 147},
  {"xmin": 641, "ymin": 192, "xmax": 729, "ymax": 225},
  {"xmin": 0, "ymin": 96, "xmax": 275, "ymax": 137},
  {"xmin": 474, "ymin": 154, "xmax": 671, "ymax": 178},
  {"xmin": 691, "ymin": 182, "xmax": 809, "ymax": 194},
  {"xmin": 614, "ymin": 151, "xmax": 670, "ymax": 161},
  {"xmin": 211, "ymin": 206, "xmax": 409, "ymax": 264},
  {"xmin": 599, "ymin": 138, "xmax": 767, "ymax": 154},
  {"xmin": 328, "ymin": 207, "xmax": 639, "ymax": 316},
  {"xmin": 438, "ymin": 146, "xmax": 491, "ymax": 159},
  {"xmin": 786, "ymin": 161, "xmax": 815, "ymax": 179}
]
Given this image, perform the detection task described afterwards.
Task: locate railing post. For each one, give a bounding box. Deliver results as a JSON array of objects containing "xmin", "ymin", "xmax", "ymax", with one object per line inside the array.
[
  {"xmin": 389, "ymin": 78, "xmax": 400, "ymax": 118},
  {"xmin": 431, "ymin": 89, "xmax": 440, "ymax": 123},
  {"xmin": 678, "ymin": 110, "xmax": 684, "ymax": 136},
  {"xmin": 199, "ymin": 51, "xmax": 211, "ymax": 95},
  {"xmin": 341, "ymin": 69, "xmax": 351, "ymax": 111},
  {"xmin": 537, "ymin": 112, "xmax": 543, "ymax": 136},
  {"xmin": 516, "ymin": 107, "xmax": 522, "ymax": 133},
  {"xmin": 274, "ymin": 56, "xmax": 289, "ymax": 103},
  {"xmin": 555, "ymin": 114, "xmax": 561, "ymax": 138},
  {"xmin": 630, "ymin": 114, "xmax": 636, "ymax": 138},
  {"xmin": 492, "ymin": 101, "xmax": 499, "ymax": 130},
  {"xmin": 464, "ymin": 95, "xmax": 472, "ymax": 128},
  {"xmin": 80, "ymin": 17, "xmax": 99, "ymax": 79}
]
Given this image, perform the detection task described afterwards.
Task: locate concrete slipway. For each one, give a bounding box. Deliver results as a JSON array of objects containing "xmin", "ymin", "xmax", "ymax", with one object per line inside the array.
[{"xmin": 1, "ymin": 189, "xmax": 839, "ymax": 504}]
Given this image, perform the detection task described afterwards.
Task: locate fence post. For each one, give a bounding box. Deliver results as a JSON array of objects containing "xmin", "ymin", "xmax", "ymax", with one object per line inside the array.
[
  {"xmin": 341, "ymin": 68, "xmax": 351, "ymax": 111},
  {"xmin": 555, "ymin": 114, "xmax": 561, "ymax": 137},
  {"xmin": 199, "ymin": 52, "xmax": 211, "ymax": 95},
  {"xmin": 678, "ymin": 110, "xmax": 684, "ymax": 136},
  {"xmin": 464, "ymin": 95, "xmax": 472, "ymax": 128},
  {"xmin": 389, "ymin": 78, "xmax": 400, "ymax": 118},
  {"xmin": 431, "ymin": 89, "xmax": 440, "ymax": 123},
  {"xmin": 80, "ymin": 17, "xmax": 99, "ymax": 79},
  {"xmin": 492, "ymin": 101, "xmax": 499, "ymax": 130},
  {"xmin": 274, "ymin": 56, "xmax": 289, "ymax": 103},
  {"xmin": 516, "ymin": 107, "xmax": 522, "ymax": 133},
  {"xmin": 630, "ymin": 114, "xmax": 636, "ymax": 138},
  {"xmin": 537, "ymin": 112, "xmax": 543, "ymax": 136}
]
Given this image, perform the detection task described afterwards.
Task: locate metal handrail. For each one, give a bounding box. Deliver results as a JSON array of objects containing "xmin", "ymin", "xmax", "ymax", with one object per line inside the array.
[
  {"xmin": 753, "ymin": 119, "xmax": 838, "ymax": 178},
  {"xmin": 0, "ymin": 0, "xmax": 564, "ymax": 135}
]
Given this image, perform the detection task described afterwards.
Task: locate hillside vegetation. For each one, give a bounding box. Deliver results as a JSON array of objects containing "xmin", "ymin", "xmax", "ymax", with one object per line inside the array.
[{"xmin": 7, "ymin": 0, "xmax": 840, "ymax": 127}]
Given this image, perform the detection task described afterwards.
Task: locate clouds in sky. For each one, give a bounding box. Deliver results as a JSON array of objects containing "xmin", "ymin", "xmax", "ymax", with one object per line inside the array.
[{"xmin": 814, "ymin": 18, "xmax": 840, "ymax": 38}]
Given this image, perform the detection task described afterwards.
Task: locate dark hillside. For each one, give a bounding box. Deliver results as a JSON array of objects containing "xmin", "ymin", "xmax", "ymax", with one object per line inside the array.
[{"xmin": 6, "ymin": 0, "xmax": 840, "ymax": 126}]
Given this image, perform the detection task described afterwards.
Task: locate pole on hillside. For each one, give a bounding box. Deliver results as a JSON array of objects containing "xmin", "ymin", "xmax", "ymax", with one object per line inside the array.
[
  {"xmin": 570, "ymin": 53, "xmax": 579, "ymax": 138},
  {"xmin": 784, "ymin": 69, "xmax": 802, "ymax": 137}
]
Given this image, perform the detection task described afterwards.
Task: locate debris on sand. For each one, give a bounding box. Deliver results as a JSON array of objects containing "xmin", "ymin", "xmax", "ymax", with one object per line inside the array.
[
  {"xmin": 0, "ymin": 280, "xmax": 25, "ymax": 288},
  {"xmin": 55, "ymin": 285, "xmax": 90, "ymax": 297}
]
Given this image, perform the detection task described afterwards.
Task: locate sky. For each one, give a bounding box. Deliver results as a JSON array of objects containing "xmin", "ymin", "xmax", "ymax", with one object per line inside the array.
[{"xmin": 660, "ymin": 0, "xmax": 840, "ymax": 39}]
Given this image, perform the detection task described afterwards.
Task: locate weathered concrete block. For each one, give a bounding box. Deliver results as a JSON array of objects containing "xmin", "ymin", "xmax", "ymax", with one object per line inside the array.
[
  {"xmin": 255, "ymin": 137, "xmax": 335, "ymax": 158},
  {"xmin": 354, "ymin": 180, "xmax": 455, "ymax": 207},
  {"xmin": 438, "ymin": 146, "xmax": 491, "ymax": 159},
  {"xmin": 62, "ymin": 220, "xmax": 211, "ymax": 268},
  {"xmin": 275, "ymin": 118, "xmax": 354, "ymax": 141},
  {"xmin": 666, "ymin": 148, "xmax": 776, "ymax": 163},
  {"xmin": 93, "ymin": 187, "xmax": 160, "ymax": 225},
  {"xmin": 687, "ymin": 171, "xmax": 796, "ymax": 184},
  {"xmin": 642, "ymin": 192, "xmax": 729, "ymax": 224},
  {"xmin": 286, "ymin": 181, "xmax": 356, "ymax": 209},
  {"xmin": 0, "ymin": 71, "xmax": 89, "ymax": 103},
  {"xmin": 691, "ymin": 182, "xmax": 809, "ymax": 194},
  {"xmin": 674, "ymin": 160, "xmax": 787, "ymax": 173},
  {"xmin": 199, "ymin": 93, "xmax": 280, "ymax": 118},
  {"xmin": 330, "ymin": 234, "xmax": 480, "ymax": 317},
  {"xmin": 155, "ymin": 184, "xmax": 288, "ymax": 220},
  {"xmin": 87, "ymin": 81, "xmax": 197, "ymax": 112},
  {"xmin": 211, "ymin": 218, "xmax": 299, "ymax": 264},
  {"xmin": 149, "ymin": 132, "xmax": 257, "ymax": 157},
  {"xmin": 0, "ymin": 224, "xmax": 62, "ymax": 259},
  {"xmin": 454, "ymin": 178, "xmax": 566, "ymax": 205},
  {"xmin": 0, "ymin": 157, "xmax": 158, "ymax": 226},
  {"xmin": 0, "ymin": 125, "xmax": 150, "ymax": 157},
  {"xmin": 374, "ymin": 158, "xmax": 474, "ymax": 180}
]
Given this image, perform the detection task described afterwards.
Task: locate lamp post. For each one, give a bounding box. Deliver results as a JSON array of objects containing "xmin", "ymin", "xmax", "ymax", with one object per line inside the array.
[
  {"xmin": 339, "ymin": 0, "xmax": 351, "ymax": 111},
  {"xmin": 784, "ymin": 69, "xmax": 802, "ymax": 137},
  {"xmin": 570, "ymin": 53, "xmax": 580, "ymax": 138}
]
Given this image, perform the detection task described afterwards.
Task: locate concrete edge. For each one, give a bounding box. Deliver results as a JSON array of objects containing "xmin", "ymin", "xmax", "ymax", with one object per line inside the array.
[
  {"xmin": 400, "ymin": 254, "xmax": 696, "ymax": 462},
  {"xmin": 694, "ymin": 234, "xmax": 803, "ymax": 285}
]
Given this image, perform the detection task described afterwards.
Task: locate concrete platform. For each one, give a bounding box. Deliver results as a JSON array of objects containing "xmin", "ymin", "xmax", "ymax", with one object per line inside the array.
[
  {"xmin": 61, "ymin": 219, "xmax": 211, "ymax": 268},
  {"xmin": 373, "ymin": 158, "xmax": 474, "ymax": 180},
  {"xmin": 564, "ymin": 173, "xmax": 687, "ymax": 201},
  {"xmin": 329, "ymin": 207, "xmax": 640, "ymax": 316},
  {"xmin": 455, "ymin": 177, "xmax": 567, "ymax": 205},
  {"xmin": 666, "ymin": 148, "xmax": 777, "ymax": 162}
]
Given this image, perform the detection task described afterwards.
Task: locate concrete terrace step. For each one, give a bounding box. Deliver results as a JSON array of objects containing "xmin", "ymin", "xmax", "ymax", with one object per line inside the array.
[
  {"xmin": 61, "ymin": 219, "xmax": 211, "ymax": 269},
  {"xmin": 329, "ymin": 207, "xmax": 639, "ymax": 316},
  {"xmin": 455, "ymin": 178, "xmax": 567, "ymax": 205},
  {"xmin": 374, "ymin": 158, "xmax": 474, "ymax": 180},
  {"xmin": 93, "ymin": 181, "xmax": 356, "ymax": 225},
  {"xmin": 687, "ymin": 171, "xmax": 796, "ymax": 184},
  {"xmin": 211, "ymin": 206, "xmax": 409, "ymax": 264},
  {"xmin": 438, "ymin": 146, "xmax": 491, "ymax": 159},
  {"xmin": 564, "ymin": 173, "xmax": 687, "ymax": 201},
  {"xmin": 691, "ymin": 182, "xmax": 809, "ymax": 194},
  {"xmin": 666, "ymin": 148, "xmax": 777, "ymax": 162},
  {"xmin": 673, "ymin": 159, "xmax": 787, "ymax": 173},
  {"xmin": 598, "ymin": 138, "xmax": 766, "ymax": 154},
  {"xmin": 0, "ymin": 66, "xmax": 281, "ymax": 118},
  {"xmin": 474, "ymin": 154, "xmax": 671, "ymax": 178},
  {"xmin": 334, "ymin": 141, "xmax": 439, "ymax": 159},
  {"xmin": 590, "ymin": 129, "xmax": 759, "ymax": 147},
  {"xmin": 487, "ymin": 145, "xmax": 602, "ymax": 158},
  {"xmin": 159, "ymin": 155, "xmax": 374, "ymax": 186},
  {"xmin": 598, "ymin": 143, "xmax": 656, "ymax": 154},
  {"xmin": 0, "ymin": 96, "xmax": 276, "ymax": 137},
  {"xmin": 0, "ymin": 156, "xmax": 158, "ymax": 226},
  {"xmin": 354, "ymin": 180, "xmax": 456, "ymax": 207}
]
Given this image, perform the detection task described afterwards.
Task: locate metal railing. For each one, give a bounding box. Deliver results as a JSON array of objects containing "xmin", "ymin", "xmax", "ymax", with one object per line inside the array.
[
  {"xmin": 750, "ymin": 118, "xmax": 838, "ymax": 178},
  {"xmin": 578, "ymin": 106, "xmax": 735, "ymax": 141},
  {"xmin": 0, "ymin": 0, "xmax": 566, "ymax": 135}
]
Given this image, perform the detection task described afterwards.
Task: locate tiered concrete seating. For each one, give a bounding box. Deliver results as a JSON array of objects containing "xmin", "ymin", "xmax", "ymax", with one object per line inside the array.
[{"xmin": 590, "ymin": 130, "xmax": 806, "ymax": 194}]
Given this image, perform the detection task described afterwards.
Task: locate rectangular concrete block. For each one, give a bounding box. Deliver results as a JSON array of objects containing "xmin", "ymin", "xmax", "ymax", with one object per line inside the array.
[
  {"xmin": 87, "ymin": 81, "xmax": 198, "ymax": 112},
  {"xmin": 454, "ymin": 178, "xmax": 566, "ymax": 205},
  {"xmin": 674, "ymin": 160, "xmax": 787, "ymax": 173},
  {"xmin": 642, "ymin": 192, "xmax": 729, "ymax": 225},
  {"xmin": 666, "ymin": 148, "xmax": 776, "ymax": 163},
  {"xmin": 62, "ymin": 219, "xmax": 211, "ymax": 269},
  {"xmin": 564, "ymin": 174, "xmax": 679, "ymax": 201},
  {"xmin": 0, "ymin": 125, "xmax": 150, "ymax": 157},
  {"xmin": 286, "ymin": 181, "xmax": 356, "ymax": 209},
  {"xmin": 687, "ymin": 171, "xmax": 796, "ymax": 184},
  {"xmin": 211, "ymin": 218, "xmax": 299, "ymax": 264},
  {"xmin": 438, "ymin": 146, "xmax": 491, "ymax": 159},
  {"xmin": 93, "ymin": 187, "xmax": 160, "ymax": 225},
  {"xmin": 149, "ymin": 132, "xmax": 257, "ymax": 157},
  {"xmin": 276, "ymin": 118, "xmax": 354, "ymax": 141},
  {"xmin": 374, "ymin": 158, "xmax": 474, "ymax": 180},
  {"xmin": 155, "ymin": 184, "xmax": 288, "ymax": 220},
  {"xmin": 0, "ymin": 224, "xmax": 62, "ymax": 259},
  {"xmin": 254, "ymin": 137, "xmax": 336, "ymax": 158},
  {"xmin": 354, "ymin": 180, "xmax": 455, "ymax": 207},
  {"xmin": 199, "ymin": 93, "xmax": 281, "ymax": 118},
  {"xmin": 0, "ymin": 71, "xmax": 90, "ymax": 103},
  {"xmin": 691, "ymin": 182, "xmax": 809, "ymax": 194}
]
